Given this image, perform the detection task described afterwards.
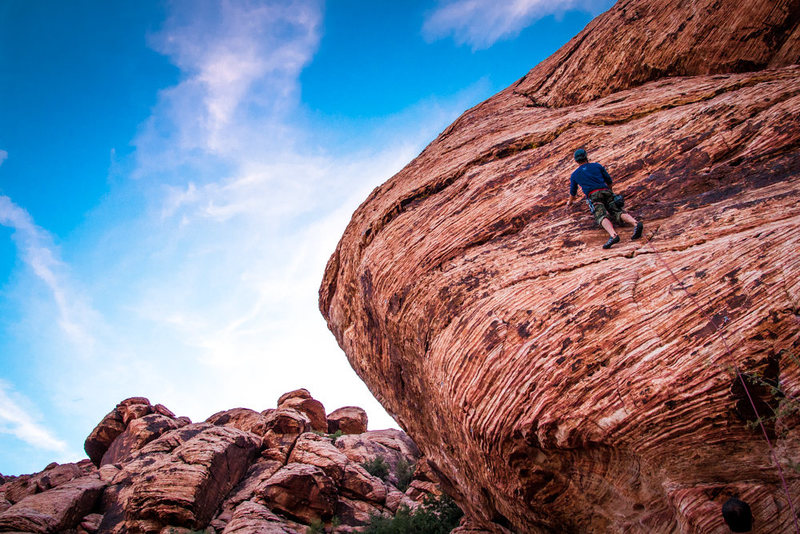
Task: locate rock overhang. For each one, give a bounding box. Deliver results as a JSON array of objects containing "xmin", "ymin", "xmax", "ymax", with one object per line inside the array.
[{"xmin": 318, "ymin": 1, "xmax": 800, "ymax": 531}]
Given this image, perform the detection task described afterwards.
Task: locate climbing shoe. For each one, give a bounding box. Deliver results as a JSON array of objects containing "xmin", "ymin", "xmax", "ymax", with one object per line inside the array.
[
  {"xmin": 632, "ymin": 221, "xmax": 644, "ymax": 240},
  {"xmin": 602, "ymin": 235, "xmax": 620, "ymax": 249}
]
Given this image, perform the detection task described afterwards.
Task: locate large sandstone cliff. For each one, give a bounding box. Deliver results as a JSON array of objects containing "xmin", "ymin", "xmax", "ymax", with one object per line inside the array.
[{"xmin": 319, "ymin": 0, "xmax": 800, "ymax": 532}]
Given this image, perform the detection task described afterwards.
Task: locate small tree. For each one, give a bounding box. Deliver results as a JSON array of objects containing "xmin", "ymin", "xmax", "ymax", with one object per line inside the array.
[
  {"xmin": 362, "ymin": 493, "xmax": 463, "ymax": 534},
  {"xmin": 361, "ymin": 456, "xmax": 390, "ymax": 480},
  {"xmin": 394, "ymin": 458, "xmax": 415, "ymax": 492}
]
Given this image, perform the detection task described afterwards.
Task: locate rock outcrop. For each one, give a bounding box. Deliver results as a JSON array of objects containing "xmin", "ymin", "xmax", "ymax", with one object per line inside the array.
[
  {"xmin": 327, "ymin": 407, "xmax": 368, "ymax": 435},
  {"xmin": 0, "ymin": 394, "xmax": 446, "ymax": 533},
  {"xmin": 319, "ymin": 0, "xmax": 800, "ymax": 532}
]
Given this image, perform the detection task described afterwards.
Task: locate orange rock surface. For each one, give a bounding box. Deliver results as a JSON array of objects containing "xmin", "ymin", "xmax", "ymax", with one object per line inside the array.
[
  {"xmin": 319, "ymin": 1, "xmax": 800, "ymax": 532},
  {"xmin": 0, "ymin": 393, "xmax": 441, "ymax": 533}
]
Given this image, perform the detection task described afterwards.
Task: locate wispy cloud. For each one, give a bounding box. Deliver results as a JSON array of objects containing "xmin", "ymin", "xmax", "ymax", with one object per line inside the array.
[
  {"xmin": 0, "ymin": 1, "xmax": 489, "ymax": 474},
  {"xmin": 71, "ymin": 0, "xmax": 471, "ymax": 426},
  {"xmin": 0, "ymin": 196, "xmax": 98, "ymax": 351},
  {"xmin": 0, "ymin": 150, "xmax": 7, "ymax": 166},
  {"xmin": 422, "ymin": 0, "xmax": 612, "ymax": 49},
  {"xmin": 0, "ymin": 381, "xmax": 68, "ymax": 453}
]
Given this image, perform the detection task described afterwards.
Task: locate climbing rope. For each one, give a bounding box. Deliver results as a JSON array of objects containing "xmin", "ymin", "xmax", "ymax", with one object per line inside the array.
[{"xmin": 640, "ymin": 231, "xmax": 799, "ymax": 533}]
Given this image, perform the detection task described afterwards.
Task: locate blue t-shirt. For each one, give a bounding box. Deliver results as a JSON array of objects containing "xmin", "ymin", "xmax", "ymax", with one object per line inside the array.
[{"xmin": 570, "ymin": 162, "xmax": 612, "ymax": 196}]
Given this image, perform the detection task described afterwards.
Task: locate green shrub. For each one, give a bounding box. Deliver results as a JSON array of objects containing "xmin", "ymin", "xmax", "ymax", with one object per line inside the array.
[
  {"xmin": 311, "ymin": 429, "xmax": 344, "ymax": 442},
  {"xmin": 394, "ymin": 458, "xmax": 415, "ymax": 492},
  {"xmin": 361, "ymin": 456, "xmax": 390, "ymax": 480},
  {"xmin": 363, "ymin": 493, "xmax": 463, "ymax": 534},
  {"xmin": 306, "ymin": 519, "xmax": 324, "ymax": 534}
]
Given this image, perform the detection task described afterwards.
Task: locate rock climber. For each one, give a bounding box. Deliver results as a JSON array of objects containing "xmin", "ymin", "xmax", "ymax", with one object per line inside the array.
[{"xmin": 567, "ymin": 148, "xmax": 643, "ymax": 249}]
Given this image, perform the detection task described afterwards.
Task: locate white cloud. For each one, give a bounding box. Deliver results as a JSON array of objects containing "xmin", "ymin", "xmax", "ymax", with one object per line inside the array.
[
  {"xmin": 1, "ymin": 1, "xmax": 491, "ymax": 474},
  {"xmin": 0, "ymin": 150, "xmax": 7, "ymax": 166},
  {"xmin": 423, "ymin": 0, "xmax": 613, "ymax": 49},
  {"xmin": 0, "ymin": 381, "xmax": 68, "ymax": 453},
  {"xmin": 67, "ymin": 0, "xmax": 442, "ymax": 429},
  {"xmin": 100, "ymin": 0, "xmax": 486, "ymax": 430},
  {"xmin": 140, "ymin": 0, "xmax": 322, "ymax": 160},
  {"xmin": 0, "ymin": 196, "xmax": 98, "ymax": 351}
]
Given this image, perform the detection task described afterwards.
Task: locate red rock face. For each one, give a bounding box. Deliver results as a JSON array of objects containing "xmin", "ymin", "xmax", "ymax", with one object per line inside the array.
[
  {"xmin": 327, "ymin": 406, "xmax": 368, "ymax": 435},
  {"xmin": 0, "ymin": 392, "xmax": 441, "ymax": 533},
  {"xmin": 319, "ymin": 1, "xmax": 800, "ymax": 532},
  {"xmin": 0, "ymin": 476, "xmax": 106, "ymax": 533},
  {"xmin": 513, "ymin": 0, "xmax": 800, "ymax": 108},
  {"xmin": 207, "ymin": 408, "xmax": 271, "ymax": 436},
  {"xmin": 101, "ymin": 414, "xmax": 185, "ymax": 466},
  {"xmin": 278, "ymin": 396, "xmax": 328, "ymax": 433},
  {"xmin": 84, "ymin": 397, "xmax": 155, "ymax": 467}
]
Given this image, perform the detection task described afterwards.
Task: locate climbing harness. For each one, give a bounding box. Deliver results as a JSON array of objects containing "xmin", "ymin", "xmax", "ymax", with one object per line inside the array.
[
  {"xmin": 640, "ymin": 231, "xmax": 800, "ymax": 533},
  {"xmin": 584, "ymin": 191, "xmax": 624, "ymax": 214}
]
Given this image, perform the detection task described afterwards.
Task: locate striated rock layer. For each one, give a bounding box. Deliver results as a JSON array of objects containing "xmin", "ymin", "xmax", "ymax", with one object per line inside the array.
[
  {"xmin": 319, "ymin": 0, "xmax": 800, "ymax": 532},
  {"xmin": 0, "ymin": 394, "xmax": 443, "ymax": 534}
]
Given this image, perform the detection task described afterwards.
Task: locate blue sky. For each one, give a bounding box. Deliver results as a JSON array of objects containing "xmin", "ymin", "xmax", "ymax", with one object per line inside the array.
[{"xmin": 0, "ymin": 0, "xmax": 613, "ymax": 475}]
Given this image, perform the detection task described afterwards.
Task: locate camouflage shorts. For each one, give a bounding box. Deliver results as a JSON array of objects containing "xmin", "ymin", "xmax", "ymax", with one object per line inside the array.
[{"xmin": 588, "ymin": 189, "xmax": 624, "ymax": 226}]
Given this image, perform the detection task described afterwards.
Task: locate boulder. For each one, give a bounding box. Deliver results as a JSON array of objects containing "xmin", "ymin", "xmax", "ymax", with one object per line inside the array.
[
  {"xmin": 84, "ymin": 397, "xmax": 153, "ymax": 466},
  {"xmin": 100, "ymin": 424, "xmax": 260, "ymax": 532},
  {"xmin": 153, "ymin": 404, "xmax": 176, "ymax": 418},
  {"xmin": 3, "ymin": 462, "xmax": 83, "ymax": 504},
  {"xmin": 120, "ymin": 398, "xmax": 153, "ymax": 425},
  {"xmin": 101, "ymin": 413, "xmax": 185, "ymax": 466},
  {"xmin": 450, "ymin": 517, "xmax": 494, "ymax": 534},
  {"xmin": 326, "ymin": 407, "xmax": 367, "ymax": 435},
  {"xmin": 287, "ymin": 433, "xmax": 349, "ymax": 482},
  {"xmin": 318, "ymin": 0, "xmax": 800, "ymax": 531},
  {"xmin": 279, "ymin": 397, "xmax": 327, "ymax": 433},
  {"xmin": 78, "ymin": 512, "xmax": 103, "ymax": 533},
  {"xmin": 213, "ymin": 458, "xmax": 284, "ymax": 531},
  {"xmin": 207, "ymin": 408, "xmax": 270, "ymax": 436},
  {"xmin": 385, "ymin": 489, "xmax": 417, "ymax": 513},
  {"xmin": 221, "ymin": 500, "xmax": 299, "ymax": 534},
  {"xmin": 261, "ymin": 409, "xmax": 311, "ymax": 463},
  {"xmin": 512, "ymin": 0, "xmax": 800, "ymax": 108},
  {"xmin": 405, "ymin": 479, "xmax": 439, "ymax": 501},
  {"xmin": 287, "ymin": 433, "xmax": 386, "ymax": 503},
  {"xmin": 340, "ymin": 463, "xmax": 386, "ymax": 504},
  {"xmin": 334, "ymin": 496, "xmax": 384, "ymax": 527},
  {"xmin": 276, "ymin": 389, "xmax": 312, "ymax": 406},
  {"xmin": 259, "ymin": 463, "xmax": 336, "ymax": 524},
  {"xmin": 2, "ymin": 398, "xmax": 438, "ymax": 534},
  {"xmin": 0, "ymin": 475, "xmax": 106, "ymax": 533}
]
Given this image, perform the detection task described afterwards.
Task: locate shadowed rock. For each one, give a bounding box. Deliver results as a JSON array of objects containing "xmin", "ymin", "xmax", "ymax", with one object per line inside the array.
[
  {"xmin": 84, "ymin": 398, "xmax": 154, "ymax": 466},
  {"xmin": 261, "ymin": 408, "xmax": 312, "ymax": 463},
  {"xmin": 101, "ymin": 413, "xmax": 185, "ymax": 466},
  {"xmin": 100, "ymin": 424, "xmax": 261, "ymax": 532},
  {"xmin": 3, "ymin": 462, "xmax": 84, "ymax": 504},
  {"xmin": 259, "ymin": 463, "xmax": 337, "ymax": 524},
  {"xmin": 0, "ymin": 475, "xmax": 105, "ymax": 533},
  {"xmin": 279, "ymin": 397, "xmax": 327, "ymax": 433}
]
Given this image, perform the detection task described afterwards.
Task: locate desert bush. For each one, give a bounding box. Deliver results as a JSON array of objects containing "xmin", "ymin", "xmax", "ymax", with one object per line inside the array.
[
  {"xmin": 394, "ymin": 457, "xmax": 415, "ymax": 492},
  {"xmin": 361, "ymin": 456, "xmax": 390, "ymax": 480},
  {"xmin": 362, "ymin": 493, "xmax": 462, "ymax": 534}
]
